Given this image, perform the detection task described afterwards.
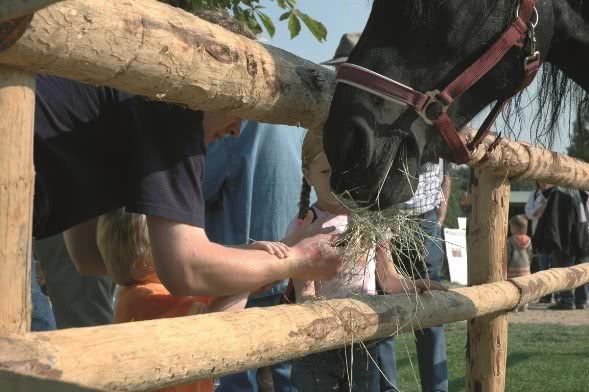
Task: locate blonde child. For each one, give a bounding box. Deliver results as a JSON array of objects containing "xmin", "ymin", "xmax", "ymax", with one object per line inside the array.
[
  {"xmin": 507, "ymin": 214, "xmax": 532, "ymax": 311},
  {"xmin": 287, "ymin": 130, "xmax": 447, "ymax": 392},
  {"xmin": 97, "ymin": 209, "xmax": 289, "ymax": 392}
]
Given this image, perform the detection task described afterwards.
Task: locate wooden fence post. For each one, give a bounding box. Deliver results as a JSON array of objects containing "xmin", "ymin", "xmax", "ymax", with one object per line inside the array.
[
  {"xmin": 0, "ymin": 66, "xmax": 35, "ymax": 335},
  {"xmin": 466, "ymin": 169, "xmax": 511, "ymax": 391}
]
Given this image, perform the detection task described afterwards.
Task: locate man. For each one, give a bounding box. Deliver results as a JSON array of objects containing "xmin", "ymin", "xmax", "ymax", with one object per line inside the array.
[
  {"xmin": 204, "ymin": 121, "xmax": 304, "ymax": 391},
  {"xmin": 30, "ymin": 14, "xmax": 341, "ymax": 331}
]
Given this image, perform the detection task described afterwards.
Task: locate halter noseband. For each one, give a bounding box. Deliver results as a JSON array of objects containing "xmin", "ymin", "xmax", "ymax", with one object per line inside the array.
[{"xmin": 335, "ymin": 0, "xmax": 541, "ymax": 164}]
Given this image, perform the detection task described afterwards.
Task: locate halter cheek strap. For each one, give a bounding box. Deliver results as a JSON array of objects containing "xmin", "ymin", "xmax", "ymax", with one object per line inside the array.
[{"xmin": 335, "ymin": 0, "xmax": 540, "ymax": 164}]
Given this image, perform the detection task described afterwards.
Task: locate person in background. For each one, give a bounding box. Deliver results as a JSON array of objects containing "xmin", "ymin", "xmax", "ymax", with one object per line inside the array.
[
  {"xmin": 507, "ymin": 214, "xmax": 532, "ymax": 311},
  {"xmin": 205, "ymin": 121, "xmax": 306, "ymax": 392},
  {"xmin": 524, "ymin": 182, "xmax": 553, "ymax": 303},
  {"xmin": 533, "ymin": 186, "xmax": 589, "ymax": 310}
]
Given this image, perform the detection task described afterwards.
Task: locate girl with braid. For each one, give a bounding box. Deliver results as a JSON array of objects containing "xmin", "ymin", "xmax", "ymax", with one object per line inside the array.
[{"xmin": 287, "ymin": 130, "xmax": 447, "ymax": 392}]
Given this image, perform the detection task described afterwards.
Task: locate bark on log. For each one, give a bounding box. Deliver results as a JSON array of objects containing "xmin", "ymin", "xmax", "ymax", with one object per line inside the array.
[
  {"xmin": 0, "ymin": 0, "xmax": 334, "ymax": 130},
  {"xmin": 466, "ymin": 170, "xmax": 511, "ymax": 392},
  {"xmin": 0, "ymin": 66, "xmax": 35, "ymax": 336},
  {"xmin": 0, "ymin": 0, "xmax": 62, "ymax": 22},
  {"xmin": 0, "ymin": 265, "xmax": 587, "ymax": 392},
  {"xmin": 468, "ymin": 128, "xmax": 589, "ymax": 190}
]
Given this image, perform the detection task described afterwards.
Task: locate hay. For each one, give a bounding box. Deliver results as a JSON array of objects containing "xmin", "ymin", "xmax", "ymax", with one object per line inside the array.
[{"xmin": 336, "ymin": 208, "xmax": 430, "ymax": 281}]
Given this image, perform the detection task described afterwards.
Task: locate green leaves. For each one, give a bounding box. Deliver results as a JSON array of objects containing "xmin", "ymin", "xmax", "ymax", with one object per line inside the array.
[
  {"xmin": 287, "ymin": 12, "xmax": 300, "ymax": 39},
  {"xmin": 159, "ymin": 0, "xmax": 327, "ymax": 41}
]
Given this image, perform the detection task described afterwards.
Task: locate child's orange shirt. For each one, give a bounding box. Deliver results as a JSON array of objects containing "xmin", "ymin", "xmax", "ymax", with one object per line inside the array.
[{"xmin": 114, "ymin": 282, "xmax": 213, "ymax": 392}]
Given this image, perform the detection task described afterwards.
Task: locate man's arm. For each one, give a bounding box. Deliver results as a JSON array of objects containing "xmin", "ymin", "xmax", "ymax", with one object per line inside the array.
[
  {"xmin": 146, "ymin": 215, "xmax": 340, "ymax": 297},
  {"xmin": 437, "ymin": 174, "xmax": 451, "ymax": 226},
  {"xmin": 63, "ymin": 218, "xmax": 107, "ymax": 275}
]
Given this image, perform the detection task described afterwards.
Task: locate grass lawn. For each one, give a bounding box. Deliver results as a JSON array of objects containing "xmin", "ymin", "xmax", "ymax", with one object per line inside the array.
[{"xmin": 393, "ymin": 322, "xmax": 589, "ymax": 392}]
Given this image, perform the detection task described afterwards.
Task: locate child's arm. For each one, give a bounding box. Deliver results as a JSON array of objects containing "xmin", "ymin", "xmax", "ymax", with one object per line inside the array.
[
  {"xmin": 206, "ymin": 292, "xmax": 249, "ymax": 313},
  {"xmin": 375, "ymin": 243, "xmax": 447, "ymax": 294},
  {"xmin": 293, "ymin": 279, "xmax": 316, "ymax": 303}
]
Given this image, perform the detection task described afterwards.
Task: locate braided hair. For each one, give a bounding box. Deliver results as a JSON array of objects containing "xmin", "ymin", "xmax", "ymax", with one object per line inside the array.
[{"xmin": 298, "ymin": 130, "xmax": 324, "ymax": 220}]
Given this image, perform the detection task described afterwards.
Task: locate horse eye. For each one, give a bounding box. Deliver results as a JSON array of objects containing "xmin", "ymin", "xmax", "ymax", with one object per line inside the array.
[{"xmin": 372, "ymin": 95, "xmax": 385, "ymax": 108}]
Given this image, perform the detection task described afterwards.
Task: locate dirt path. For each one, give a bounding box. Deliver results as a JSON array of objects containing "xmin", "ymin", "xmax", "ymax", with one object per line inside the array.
[{"xmin": 507, "ymin": 302, "xmax": 589, "ymax": 326}]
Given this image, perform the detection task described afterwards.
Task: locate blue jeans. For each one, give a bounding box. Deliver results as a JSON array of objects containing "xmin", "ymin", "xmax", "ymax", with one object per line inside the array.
[
  {"xmin": 217, "ymin": 294, "xmax": 294, "ymax": 392},
  {"xmin": 31, "ymin": 259, "xmax": 56, "ymax": 331},
  {"xmin": 376, "ymin": 338, "xmax": 399, "ymax": 391},
  {"xmin": 380, "ymin": 211, "xmax": 448, "ymax": 392},
  {"xmin": 537, "ymin": 253, "xmax": 554, "ymax": 302},
  {"xmin": 291, "ymin": 341, "xmax": 381, "ymax": 392},
  {"xmin": 552, "ymin": 251, "xmax": 588, "ymax": 306}
]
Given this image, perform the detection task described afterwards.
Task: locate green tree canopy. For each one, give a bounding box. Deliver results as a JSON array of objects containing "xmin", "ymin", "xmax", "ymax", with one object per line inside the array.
[{"xmin": 161, "ymin": 0, "xmax": 327, "ymax": 42}]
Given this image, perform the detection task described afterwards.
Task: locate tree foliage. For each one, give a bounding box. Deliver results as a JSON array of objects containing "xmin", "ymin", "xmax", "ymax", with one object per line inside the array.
[
  {"xmin": 567, "ymin": 102, "xmax": 589, "ymax": 162},
  {"xmin": 161, "ymin": 0, "xmax": 327, "ymax": 41}
]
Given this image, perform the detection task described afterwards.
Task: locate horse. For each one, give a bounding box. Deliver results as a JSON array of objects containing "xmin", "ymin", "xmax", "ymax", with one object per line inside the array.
[{"xmin": 323, "ymin": 0, "xmax": 588, "ymax": 210}]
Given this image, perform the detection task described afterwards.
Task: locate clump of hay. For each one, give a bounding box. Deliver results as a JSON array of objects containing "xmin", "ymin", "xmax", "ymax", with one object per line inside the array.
[{"xmin": 336, "ymin": 208, "xmax": 429, "ymax": 280}]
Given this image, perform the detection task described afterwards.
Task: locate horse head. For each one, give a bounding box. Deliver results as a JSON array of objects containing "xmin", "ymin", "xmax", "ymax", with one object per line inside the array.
[{"xmin": 323, "ymin": 0, "xmax": 588, "ymax": 210}]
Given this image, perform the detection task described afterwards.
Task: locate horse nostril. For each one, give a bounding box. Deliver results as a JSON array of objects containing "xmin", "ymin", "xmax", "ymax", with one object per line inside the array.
[{"xmin": 349, "ymin": 117, "xmax": 375, "ymax": 169}]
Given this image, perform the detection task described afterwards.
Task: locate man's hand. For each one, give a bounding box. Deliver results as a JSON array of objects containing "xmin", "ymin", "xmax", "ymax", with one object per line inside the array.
[{"xmin": 287, "ymin": 231, "xmax": 342, "ymax": 281}]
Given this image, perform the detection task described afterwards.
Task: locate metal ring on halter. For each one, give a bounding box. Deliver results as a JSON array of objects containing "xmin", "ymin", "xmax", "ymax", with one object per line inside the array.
[
  {"xmin": 416, "ymin": 90, "xmax": 449, "ymax": 126},
  {"xmin": 516, "ymin": 6, "xmax": 539, "ymax": 27}
]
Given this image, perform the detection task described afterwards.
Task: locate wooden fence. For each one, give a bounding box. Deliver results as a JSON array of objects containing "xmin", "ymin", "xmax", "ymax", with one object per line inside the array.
[{"xmin": 0, "ymin": 1, "xmax": 588, "ymax": 391}]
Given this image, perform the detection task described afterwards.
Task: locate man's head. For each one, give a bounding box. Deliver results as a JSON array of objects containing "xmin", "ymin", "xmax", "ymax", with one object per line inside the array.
[{"xmin": 321, "ymin": 32, "xmax": 361, "ymax": 71}]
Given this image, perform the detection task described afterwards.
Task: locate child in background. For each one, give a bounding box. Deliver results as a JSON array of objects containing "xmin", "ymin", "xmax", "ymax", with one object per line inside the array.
[
  {"xmin": 287, "ymin": 130, "xmax": 447, "ymax": 392},
  {"xmin": 507, "ymin": 214, "xmax": 532, "ymax": 311},
  {"xmin": 97, "ymin": 209, "xmax": 289, "ymax": 392}
]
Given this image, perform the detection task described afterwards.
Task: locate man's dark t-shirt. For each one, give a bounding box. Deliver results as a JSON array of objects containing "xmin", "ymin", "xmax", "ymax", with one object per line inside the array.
[{"xmin": 33, "ymin": 76, "xmax": 206, "ymax": 239}]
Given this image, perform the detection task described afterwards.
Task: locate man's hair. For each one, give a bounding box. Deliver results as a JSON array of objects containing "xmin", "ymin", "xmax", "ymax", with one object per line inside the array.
[
  {"xmin": 509, "ymin": 214, "xmax": 528, "ymax": 234},
  {"xmin": 191, "ymin": 8, "xmax": 256, "ymax": 40},
  {"xmin": 97, "ymin": 209, "xmax": 155, "ymax": 286}
]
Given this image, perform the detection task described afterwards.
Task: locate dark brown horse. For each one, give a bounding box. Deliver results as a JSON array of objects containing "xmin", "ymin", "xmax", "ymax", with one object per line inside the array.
[{"xmin": 323, "ymin": 0, "xmax": 588, "ymax": 210}]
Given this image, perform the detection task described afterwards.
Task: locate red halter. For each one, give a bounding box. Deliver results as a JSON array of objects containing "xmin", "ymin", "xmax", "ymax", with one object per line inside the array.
[{"xmin": 335, "ymin": 0, "xmax": 541, "ymax": 164}]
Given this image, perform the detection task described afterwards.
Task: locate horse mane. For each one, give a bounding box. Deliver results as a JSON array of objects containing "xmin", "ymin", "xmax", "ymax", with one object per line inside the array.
[{"xmin": 504, "ymin": 65, "xmax": 587, "ymax": 148}]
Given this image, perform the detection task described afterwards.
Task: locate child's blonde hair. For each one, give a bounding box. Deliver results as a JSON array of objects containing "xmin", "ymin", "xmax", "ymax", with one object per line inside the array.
[
  {"xmin": 298, "ymin": 130, "xmax": 324, "ymax": 219},
  {"xmin": 97, "ymin": 209, "xmax": 155, "ymax": 285},
  {"xmin": 509, "ymin": 214, "xmax": 528, "ymax": 234}
]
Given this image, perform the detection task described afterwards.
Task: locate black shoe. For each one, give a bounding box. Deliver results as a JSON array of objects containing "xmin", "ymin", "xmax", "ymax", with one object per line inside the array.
[
  {"xmin": 548, "ymin": 303, "xmax": 575, "ymax": 310},
  {"xmin": 576, "ymin": 304, "xmax": 586, "ymax": 310}
]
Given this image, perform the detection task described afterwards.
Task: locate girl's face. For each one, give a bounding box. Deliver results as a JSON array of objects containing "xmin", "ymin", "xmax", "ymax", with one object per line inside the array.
[{"xmin": 304, "ymin": 153, "xmax": 341, "ymax": 207}]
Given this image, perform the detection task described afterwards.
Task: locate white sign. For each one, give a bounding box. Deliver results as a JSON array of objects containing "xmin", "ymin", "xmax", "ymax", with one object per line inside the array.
[{"xmin": 444, "ymin": 227, "xmax": 468, "ymax": 286}]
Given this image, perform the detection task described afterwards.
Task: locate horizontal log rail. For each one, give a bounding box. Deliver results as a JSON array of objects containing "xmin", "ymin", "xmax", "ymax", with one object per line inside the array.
[
  {"xmin": 0, "ymin": 0, "xmax": 335, "ymax": 131},
  {"xmin": 0, "ymin": 264, "xmax": 587, "ymax": 391},
  {"xmin": 468, "ymin": 127, "xmax": 589, "ymax": 189}
]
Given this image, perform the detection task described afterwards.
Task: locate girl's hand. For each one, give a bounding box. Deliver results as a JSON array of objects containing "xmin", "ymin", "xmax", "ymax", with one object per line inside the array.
[
  {"xmin": 413, "ymin": 279, "xmax": 448, "ymax": 294},
  {"xmin": 249, "ymin": 241, "xmax": 290, "ymax": 259}
]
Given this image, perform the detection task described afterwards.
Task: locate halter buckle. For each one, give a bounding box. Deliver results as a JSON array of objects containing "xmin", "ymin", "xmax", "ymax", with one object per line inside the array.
[{"xmin": 417, "ymin": 90, "xmax": 449, "ymax": 125}]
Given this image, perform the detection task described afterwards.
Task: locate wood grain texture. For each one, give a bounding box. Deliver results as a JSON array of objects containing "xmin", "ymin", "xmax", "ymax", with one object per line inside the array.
[
  {"xmin": 0, "ymin": 265, "xmax": 587, "ymax": 391},
  {"xmin": 0, "ymin": 66, "xmax": 35, "ymax": 336},
  {"xmin": 0, "ymin": 0, "xmax": 335, "ymax": 130},
  {"xmin": 466, "ymin": 170, "xmax": 511, "ymax": 392}
]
